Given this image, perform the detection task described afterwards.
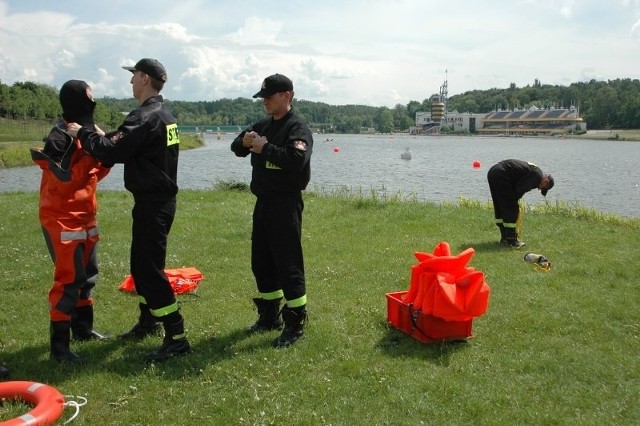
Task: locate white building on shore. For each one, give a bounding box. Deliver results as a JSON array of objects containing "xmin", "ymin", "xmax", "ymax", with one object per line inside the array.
[{"xmin": 413, "ymin": 106, "xmax": 586, "ymax": 136}]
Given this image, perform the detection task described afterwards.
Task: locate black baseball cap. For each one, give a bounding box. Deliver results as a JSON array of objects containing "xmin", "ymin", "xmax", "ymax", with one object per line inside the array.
[
  {"xmin": 122, "ymin": 58, "xmax": 167, "ymax": 82},
  {"xmin": 541, "ymin": 174, "xmax": 554, "ymax": 196},
  {"xmin": 253, "ymin": 74, "xmax": 293, "ymax": 98}
]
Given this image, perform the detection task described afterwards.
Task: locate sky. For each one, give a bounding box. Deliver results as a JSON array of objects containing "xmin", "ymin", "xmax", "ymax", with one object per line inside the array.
[{"xmin": 1, "ymin": 0, "xmax": 639, "ymax": 107}]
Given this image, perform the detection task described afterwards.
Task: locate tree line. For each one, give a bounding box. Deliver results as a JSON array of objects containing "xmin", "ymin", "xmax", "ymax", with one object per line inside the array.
[{"xmin": 1, "ymin": 78, "xmax": 639, "ymax": 133}]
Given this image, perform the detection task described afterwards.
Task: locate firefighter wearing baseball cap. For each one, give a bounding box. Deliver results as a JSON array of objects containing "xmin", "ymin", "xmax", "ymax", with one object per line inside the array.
[
  {"xmin": 67, "ymin": 58, "xmax": 189, "ymax": 362},
  {"xmin": 231, "ymin": 74, "xmax": 313, "ymax": 347}
]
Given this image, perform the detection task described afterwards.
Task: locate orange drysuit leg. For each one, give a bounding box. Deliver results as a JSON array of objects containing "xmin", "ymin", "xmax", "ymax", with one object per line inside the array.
[{"xmin": 42, "ymin": 226, "xmax": 99, "ymax": 322}]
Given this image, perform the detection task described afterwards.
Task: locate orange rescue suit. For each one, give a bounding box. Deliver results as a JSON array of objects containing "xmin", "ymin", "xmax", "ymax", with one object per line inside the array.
[{"xmin": 32, "ymin": 127, "xmax": 110, "ymax": 322}]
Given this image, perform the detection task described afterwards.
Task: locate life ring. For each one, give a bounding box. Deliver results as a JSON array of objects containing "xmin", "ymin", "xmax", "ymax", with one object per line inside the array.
[{"xmin": 0, "ymin": 381, "xmax": 65, "ymax": 426}]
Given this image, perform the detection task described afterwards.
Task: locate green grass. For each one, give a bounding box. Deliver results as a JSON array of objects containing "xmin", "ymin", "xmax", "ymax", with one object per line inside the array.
[
  {"xmin": 0, "ymin": 188, "xmax": 638, "ymax": 425},
  {"xmin": 575, "ymin": 129, "xmax": 640, "ymax": 141}
]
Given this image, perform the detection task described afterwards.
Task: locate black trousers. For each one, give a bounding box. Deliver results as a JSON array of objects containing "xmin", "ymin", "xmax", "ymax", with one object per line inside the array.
[
  {"xmin": 130, "ymin": 199, "xmax": 176, "ymax": 312},
  {"xmin": 487, "ymin": 165, "xmax": 519, "ymax": 226},
  {"xmin": 251, "ymin": 192, "xmax": 306, "ymax": 302}
]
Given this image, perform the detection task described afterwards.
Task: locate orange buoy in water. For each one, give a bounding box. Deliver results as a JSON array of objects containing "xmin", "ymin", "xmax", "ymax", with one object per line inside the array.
[
  {"xmin": 472, "ymin": 160, "xmax": 481, "ymax": 169},
  {"xmin": 0, "ymin": 381, "xmax": 65, "ymax": 425},
  {"xmin": 333, "ymin": 147, "xmax": 340, "ymax": 153}
]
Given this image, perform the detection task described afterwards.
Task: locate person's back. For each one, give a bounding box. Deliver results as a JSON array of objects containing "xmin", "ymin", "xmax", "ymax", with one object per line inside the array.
[
  {"xmin": 67, "ymin": 58, "xmax": 190, "ymax": 362},
  {"xmin": 487, "ymin": 159, "xmax": 554, "ymax": 248}
]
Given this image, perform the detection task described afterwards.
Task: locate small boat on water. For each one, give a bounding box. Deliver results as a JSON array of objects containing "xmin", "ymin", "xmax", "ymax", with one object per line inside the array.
[{"xmin": 401, "ymin": 147, "xmax": 412, "ymax": 160}]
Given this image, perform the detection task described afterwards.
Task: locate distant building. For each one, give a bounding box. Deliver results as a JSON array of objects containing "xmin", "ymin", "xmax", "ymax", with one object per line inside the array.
[
  {"xmin": 476, "ymin": 106, "xmax": 585, "ymax": 135},
  {"xmin": 412, "ymin": 73, "xmax": 586, "ymax": 135},
  {"xmin": 413, "ymin": 106, "xmax": 586, "ymax": 135}
]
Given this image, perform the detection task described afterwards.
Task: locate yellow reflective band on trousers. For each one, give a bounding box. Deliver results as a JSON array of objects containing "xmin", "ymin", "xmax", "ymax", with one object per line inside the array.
[
  {"xmin": 167, "ymin": 123, "xmax": 180, "ymax": 146},
  {"xmin": 259, "ymin": 290, "xmax": 284, "ymax": 301},
  {"xmin": 516, "ymin": 202, "xmax": 524, "ymax": 235},
  {"xmin": 504, "ymin": 223, "xmax": 517, "ymax": 228},
  {"xmin": 150, "ymin": 301, "xmax": 179, "ymax": 317},
  {"xmin": 286, "ymin": 295, "xmax": 307, "ymax": 308}
]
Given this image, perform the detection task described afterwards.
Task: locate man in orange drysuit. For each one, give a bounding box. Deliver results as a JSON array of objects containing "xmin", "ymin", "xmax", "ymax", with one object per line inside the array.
[{"xmin": 31, "ymin": 80, "xmax": 111, "ymax": 364}]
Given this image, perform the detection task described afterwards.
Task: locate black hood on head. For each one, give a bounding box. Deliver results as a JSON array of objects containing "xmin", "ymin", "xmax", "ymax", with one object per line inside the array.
[{"xmin": 59, "ymin": 79, "xmax": 96, "ymax": 130}]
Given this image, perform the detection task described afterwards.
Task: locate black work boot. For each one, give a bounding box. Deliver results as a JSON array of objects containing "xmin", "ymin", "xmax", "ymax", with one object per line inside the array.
[
  {"xmin": 71, "ymin": 305, "xmax": 110, "ymax": 341},
  {"xmin": 273, "ymin": 306, "xmax": 307, "ymax": 348},
  {"xmin": 145, "ymin": 313, "xmax": 191, "ymax": 363},
  {"xmin": 50, "ymin": 321, "xmax": 84, "ymax": 364},
  {"xmin": 501, "ymin": 228, "xmax": 525, "ymax": 248},
  {"xmin": 119, "ymin": 303, "xmax": 162, "ymax": 341},
  {"xmin": 247, "ymin": 298, "xmax": 283, "ymax": 334},
  {"xmin": 497, "ymin": 224, "xmax": 507, "ymax": 244},
  {"xmin": 0, "ymin": 364, "xmax": 9, "ymax": 380}
]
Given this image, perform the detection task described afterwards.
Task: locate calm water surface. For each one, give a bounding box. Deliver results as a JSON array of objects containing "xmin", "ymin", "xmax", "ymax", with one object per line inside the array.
[{"xmin": 2, "ymin": 134, "xmax": 639, "ymax": 218}]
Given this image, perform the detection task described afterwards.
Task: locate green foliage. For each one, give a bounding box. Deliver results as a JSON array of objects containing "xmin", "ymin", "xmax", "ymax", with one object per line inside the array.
[
  {"xmin": 180, "ymin": 133, "xmax": 204, "ymax": 150},
  {"xmin": 448, "ymin": 78, "xmax": 640, "ymax": 129},
  {"xmin": 3, "ymin": 78, "xmax": 640, "ymax": 134},
  {"xmin": 212, "ymin": 179, "xmax": 250, "ymax": 192},
  {"xmin": 0, "ymin": 190, "xmax": 638, "ymax": 424}
]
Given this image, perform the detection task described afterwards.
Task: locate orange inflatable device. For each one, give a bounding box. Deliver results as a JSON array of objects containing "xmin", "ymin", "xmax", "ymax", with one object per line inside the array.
[
  {"xmin": 119, "ymin": 267, "xmax": 204, "ymax": 295},
  {"xmin": 387, "ymin": 241, "xmax": 491, "ymax": 343},
  {"xmin": 0, "ymin": 381, "xmax": 65, "ymax": 425}
]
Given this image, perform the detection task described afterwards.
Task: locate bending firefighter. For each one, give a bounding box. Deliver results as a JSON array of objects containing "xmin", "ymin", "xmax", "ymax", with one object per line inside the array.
[
  {"xmin": 487, "ymin": 159, "xmax": 554, "ymax": 248},
  {"xmin": 67, "ymin": 58, "xmax": 189, "ymax": 362},
  {"xmin": 31, "ymin": 80, "xmax": 111, "ymax": 364},
  {"xmin": 231, "ymin": 74, "xmax": 313, "ymax": 347}
]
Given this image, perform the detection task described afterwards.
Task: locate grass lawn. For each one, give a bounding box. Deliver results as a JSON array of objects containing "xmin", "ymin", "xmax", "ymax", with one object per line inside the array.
[{"xmin": 0, "ymin": 188, "xmax": 638, "ymax": 425}]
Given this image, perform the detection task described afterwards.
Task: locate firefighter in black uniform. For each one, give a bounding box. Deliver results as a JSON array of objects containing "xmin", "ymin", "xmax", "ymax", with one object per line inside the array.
[
  {"xmin": 231, "ymin": 74, "xmax": 313, "ymax": 348},
  {"xmin": 67, "ymin": 58, "xmax": 189, "ymax": 362},
  {"xmin": 487, "ymin": 159, "xmax": 554, "ymax": 248}
]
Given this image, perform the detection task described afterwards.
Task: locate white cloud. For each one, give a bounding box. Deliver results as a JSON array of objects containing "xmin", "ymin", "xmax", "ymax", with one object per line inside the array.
[
  {"xmin": 226, "ymin": 16, "xmax": 285, "ymax": 46},
  {"xmin": 1, "ymin": 0, "xmax": 640, "ymax": 107}
]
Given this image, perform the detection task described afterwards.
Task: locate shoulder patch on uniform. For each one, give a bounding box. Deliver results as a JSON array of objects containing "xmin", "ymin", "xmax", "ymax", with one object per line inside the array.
[
  {"xmin": 167, "ymin": 123, "xmax": 180, "ymax": 146},
  {"xmin": 293, "ymin": 140, "xmax": 307, "ymax": 151}
]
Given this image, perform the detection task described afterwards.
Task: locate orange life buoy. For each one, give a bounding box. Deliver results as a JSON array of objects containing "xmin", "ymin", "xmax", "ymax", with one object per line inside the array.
[{"xmin": 0, "ymin": 381, "xmax": 65, "ymax": 426}]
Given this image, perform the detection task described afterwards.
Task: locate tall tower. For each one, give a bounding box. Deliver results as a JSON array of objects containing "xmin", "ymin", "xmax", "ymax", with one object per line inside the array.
[{"xmin": 430, "ymin": 70, "xmax": 448, "ymax": 128}]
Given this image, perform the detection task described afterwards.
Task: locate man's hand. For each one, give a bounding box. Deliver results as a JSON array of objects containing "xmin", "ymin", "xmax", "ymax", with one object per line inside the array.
[
  {"xmin": 242, "ymin": 131, "xmax": 267, "ymax": 153},
  {"xmin": 242, "ymin": 131, "xmax": 257, "ymax": 148},
  {"xmin": 66, "ymin": 122, "xmax": 82, "ymax": 138},
  {"xmin": 250, "ymin": 135, "xmax": 267, "ymax": 154}
]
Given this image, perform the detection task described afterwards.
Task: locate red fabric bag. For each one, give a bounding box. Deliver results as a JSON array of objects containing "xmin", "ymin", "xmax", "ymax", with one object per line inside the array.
[{"xmin": 119, "ymin": 267, "xmax": 204, "ymax": 295}]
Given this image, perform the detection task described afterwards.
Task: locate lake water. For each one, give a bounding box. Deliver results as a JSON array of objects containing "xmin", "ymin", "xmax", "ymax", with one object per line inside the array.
[{"xmin": 2, "ymin": 134, "xmax": 639, "ymax": 218}]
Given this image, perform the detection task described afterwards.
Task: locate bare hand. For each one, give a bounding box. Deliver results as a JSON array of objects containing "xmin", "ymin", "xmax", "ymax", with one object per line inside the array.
[
  {"xmin": 242, "ymin": 131, "xmax": 257, "ymax": 148},
  {"xmin": 66, "ymin": 122, "xmax": 82, "ymax": 138},
  {"xmin": 250, "ymin": 135, "xmax": 267, "ymax": 154},
  {"xmin": 94, "ymin": 124, "xmax": 105, "ymax": 137}
]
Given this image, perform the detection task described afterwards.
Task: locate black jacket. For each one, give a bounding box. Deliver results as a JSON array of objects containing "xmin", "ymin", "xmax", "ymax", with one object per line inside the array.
[
  {"xmin": 489, "ymin": 159, "xmax": 543, "ymax": 199},
  {"xmin": 77, "ymin": 95, "xmax": 179, "ymax": 201},
  {"xmin": 231, "ymin": 108, "xmax": 313, "ymax": 195}
]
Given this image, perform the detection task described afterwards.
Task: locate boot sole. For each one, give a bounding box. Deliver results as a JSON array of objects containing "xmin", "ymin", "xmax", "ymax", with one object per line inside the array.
[
  {"xmin": 119, "ymin": 325, "xmax": 163, "ymax": 341},
  {"xmin": 246, "ymin": 324, "xmax": 284, "ymax": 335},
  {"xmin": 273, "ymin": 334, "xmax": 304, "ymax": 348}
]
